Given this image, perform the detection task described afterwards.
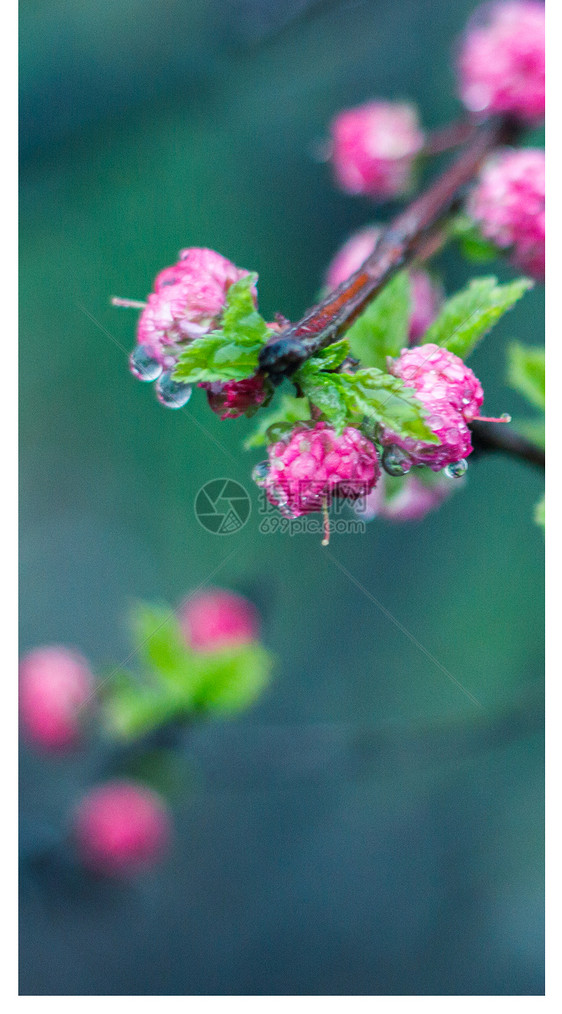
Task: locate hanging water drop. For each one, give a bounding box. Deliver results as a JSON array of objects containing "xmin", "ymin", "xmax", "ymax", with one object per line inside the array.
[
  {"xmin": 444, "ymin": 458, "xmax": 468, "ymax": 479},
  {"xmin": 155, "ymin": 372, "xmax": 192, "ymax": 408},
  {"xmin": 129, "ymin": 345, "xmax": 163, "ymax": 382},
  {"xmin": 381, "ymin": 445, "xmax": 412, "ymax": 477},
  {"xmin": 252, "ymin": 461, "xmax": 270, "ymax": 487}
]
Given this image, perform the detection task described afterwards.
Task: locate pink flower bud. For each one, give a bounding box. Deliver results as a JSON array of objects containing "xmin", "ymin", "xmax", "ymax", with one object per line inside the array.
[
  {"xmin": 19, "ymin": 646, "xmax": 95, "ymax": 752},
  {"xmin": 134, "ymin": 248, "xmax": 255, "ymax": 367},
  {"xmin": 178, "ymin": 589, "xmax": 260, "ymax": 651},
  {"xmin": 381, "ymin": 344, "xmax": 484, "ymax": 471},
  {"xmin": 259, "ymin": 421, "xmax": 380, "ymax": 517},
  {"xmin": 330, "ymin": 102, "xmax": 425, "ymax": 199},
  {"xmin": 457, "ymin": 2, "xmax": 545, "ymax": 124},
  {"xmin": 200, "ymin": 374, "xmax": 269, "ymax": 419},
  {"xmin": 359, "ymin": 471, "xmax": 455, "ymax": 522},
  {"xmin": 467, "ymin": 148, "xmax": 545, "ymax": 280},
  {"xmin": 324, "ymin": 227, "xmax": 443, "ymax": 341},
  {"xmin": 73, "ymin": 781, "xmax": 171, "ymax": 876}
]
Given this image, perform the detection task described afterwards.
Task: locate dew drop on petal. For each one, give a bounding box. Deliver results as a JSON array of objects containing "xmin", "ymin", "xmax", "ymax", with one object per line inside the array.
[
  {"xmin": 155, "ymin": 372, "xmax": 192, "ymax": 408},
  {"xmin": 444, "ymin": 458, "xmax": 468, "ymax": 479},
  {"xmin": 252, "ymin": 461, "xmax": 270, "ymax": 487},
  {"xmin": 129, "ymin": 345, "xmax": 163, "ymax": 382},
  {"xmin": 382, "ymin": 445, "xmax": 412, "ymax": 477}
]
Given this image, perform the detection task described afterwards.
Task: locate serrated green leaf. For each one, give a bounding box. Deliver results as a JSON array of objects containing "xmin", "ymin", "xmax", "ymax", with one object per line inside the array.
[
  {"xmin": 347, "ymin": 370, "xmax": 438, "ymax": 443},
  {"xmin": 303, "ymin": 339, "xmax": 351, "ymax": 372},
  {"xmin": 244, "ymin": 394, "xmax": 312, "ymax": 448},
  {"xmin": 172, "ymin": 274, "xmax": 272, "ymax": 383},
  {"xmin": 345, "ymin": 271, "xmax": 411, "ymax": 369},
  {"xmin": 507, "ymin": 343, "xmax": 545, "ymax": 411},
  {"xmin": 422, "ymin": 276, "xmax": 533, "ymax": 359}
]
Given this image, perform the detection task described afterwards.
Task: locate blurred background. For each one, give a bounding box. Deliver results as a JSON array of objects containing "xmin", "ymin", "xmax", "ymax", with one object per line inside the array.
[{"xmin": 19, "ymin": 0, "xmax": 544, "ymax": 995}]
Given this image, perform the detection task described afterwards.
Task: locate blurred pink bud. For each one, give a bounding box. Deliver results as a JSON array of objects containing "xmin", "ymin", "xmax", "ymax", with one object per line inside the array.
[
  {"xmin": 457, "ymin": 1, "xmax": 545, "ymax": 124},
  {"xmin": 19, "ymin": 646, "xmax": 95, "ymax": 751},
  {"xmin": 73, "ymin": 781, "xmax": 171, "ymax": 876},
  {"xmin": 179, "ymin": 589, "xmax": 260, "ymax": 651},
  {"xmin": 325, "ymin": 227, "xmax": 442, "ymax": 341},
  {"xmin": 468, "ymin": 148, "xmax": 545, "ymax": 280},
  {"xmin": 330, "ymin": 101, "xmax": 425, "ymax": 199},
  {"xmin": 359, "ymin": 471, "xmax": 455, "ymax": 522}
]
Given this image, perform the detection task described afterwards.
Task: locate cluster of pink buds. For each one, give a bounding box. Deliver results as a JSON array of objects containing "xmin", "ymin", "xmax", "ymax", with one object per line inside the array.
[
  {"xmin": 329, "ymin": 101, "xmax": 426, "ymax": 200},
  {"xmin": 468, "ymin": 148, "xmax": 545, "ymax": 280},
  {"xmin": 115, "ymin": 247, "xmax": 256, "ymax": 409},
  {"xmin": 457, "ymin": 1, "xmax": 545, "ymax": 124},
  {"xmin": 73, "ymin": 781, "xmax": 171, "ymax": 877},
  {"xmin": 324, "ymin": 225, "xmax": 443, "ymax": 341},
  {"xmin": 380, "ymin": 344, "xmax": 487, "ymax": 473}
]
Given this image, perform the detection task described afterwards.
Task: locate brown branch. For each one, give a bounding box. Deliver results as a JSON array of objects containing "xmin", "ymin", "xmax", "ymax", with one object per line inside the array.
[
  {"xmin": 259, "ymin": 116, "xmax": 518, "ymax": 383},
  {"xmin": 470, "ymin": 420, "xmax": 545, "ymax": 469}
]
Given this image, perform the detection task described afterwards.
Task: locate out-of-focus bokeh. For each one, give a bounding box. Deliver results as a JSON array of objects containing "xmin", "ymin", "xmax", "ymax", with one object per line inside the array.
[{"xmin": 20, "ymin": 0, "xmax": 544, "ymax": 995}]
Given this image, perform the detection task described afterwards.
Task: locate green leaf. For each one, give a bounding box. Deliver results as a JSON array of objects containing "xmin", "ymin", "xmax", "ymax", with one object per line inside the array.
[
  {"xmin": 130, "ymin": 602, "xmax": 199, "ymax": 690},
  {"xmin": 193, "ymin": 643, "xmax": 274, "ymax": 714},
  {"xmin": 346, "ymin": 370, "xmax": 438, "ymax": 443},
  {"xmin": 102, "ymin": 671, "xmax": 185, "ymax": 739},
  {"xmin": 303, "ymin": 339, "xmax": 351, "ymax": 372},
  {"xmin": 244, "ymin": 393, "xmax": 312, "ymax": 448},
  {"xmin": 507, "ymin": 343, "xmax": 545, "ymax": 411},
  {"xmin": 172, "ymin": 274, "xmax": 272, "ymax": 383},
  {"xmin": 345, "ymin": 271, "xmax": 411, "ymax": 370},
  {"xmin": 422, "ymin": 276, "xmax": 533, "ymax": 359},
  {"xmin": 296, "ymin": 365, "xmax": 437, "ymax": 442}
]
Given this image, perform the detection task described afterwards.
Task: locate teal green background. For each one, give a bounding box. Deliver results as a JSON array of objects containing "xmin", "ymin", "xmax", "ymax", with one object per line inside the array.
[{"xmin": 20, "ymin": 0, "xmax": 544, "ymax": 995}]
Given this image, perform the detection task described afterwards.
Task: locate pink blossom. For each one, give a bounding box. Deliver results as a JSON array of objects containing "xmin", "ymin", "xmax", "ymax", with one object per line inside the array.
[
  {"xmin": 135, "ymin": 248, "xmax": 254, "ymax": 367},
  {"xmin": 458, "ymin": 2, "xmax": 545, "ymax": 123},
  {"xmin": 179, "ymin": 589, "xmax": 260, "ymax": 652},
  {"xmin": 19, "ymin": 646, "xmax": 95, "ymax": 751},
  {"xmin": 325, "ymin": 227, "xmax": 442, "ymax": 341},
  {"xmin": 382, "ymin": 344, "xmax": 484, "ymax": 471},
  {"xmin": 468, "ymin": 148, "xmax": 545, "ymax": 280},
  {"xmin": 330, "ymin": 102, "xmax": 425, "ymax": 199},
  {"xmin": 73, "ymin": 781, "xmax": 171, "ymax": 876},
  {"xmin": 261, "ymin": 422, "xmax": 380, "ymax": 517}
]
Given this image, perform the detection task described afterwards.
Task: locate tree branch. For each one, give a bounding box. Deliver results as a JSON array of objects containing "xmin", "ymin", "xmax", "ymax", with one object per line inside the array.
[
  {"xmin": 259, "ymin": 116, "xmax": 518, "ymax": 382},
  {"xmin": 470, "ymin": 420, "xmax": 545, "ymax": 469}
]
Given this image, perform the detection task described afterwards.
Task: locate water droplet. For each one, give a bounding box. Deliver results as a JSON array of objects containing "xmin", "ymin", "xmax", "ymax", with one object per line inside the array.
[
  {"xmin": 444, "ymin": 459, "xmax": 468, "ymax": 479},
  {"xmin": 129, "ymin": 345, "xmax": 163, "ymax": 382},
  {"xmin": 382, "ymin": 446, "xmax": 412, "ymax": 477},
  {"xmin": 155, "ymin": 372, "xmax": 192, "ymax": 408},
  {"xmin": 500, "ymin": 413, "xmax": 512, "ymax": 423},
  {"xmin": 252, "ymin": 461, "xmax": 270, "ymax": 487}
]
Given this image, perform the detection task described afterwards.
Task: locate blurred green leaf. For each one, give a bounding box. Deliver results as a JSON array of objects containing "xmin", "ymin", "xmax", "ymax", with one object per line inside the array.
[
  {"xmin": 512, "ymin": 417, "xmax": 545, "ymax": 450},
  {"xmin": 345, "ymin": 272, "xmax": 411, "ymax": 369},
  {"xmin": 507, "ymin": 343, "xmax": 545, "ymax": 411},
  {"xmin": 422, "ymin": 276, "xmax": 533, "ymax": 359},
  {"xmin": 172, "ymin": 274, "xmax": 271, "ymax": 383},
  {"xmin": 193, "ymin": 643, "xmax": 274, "ymax": 714},
  {"xmin": 450, "ymin": 214, "xmax": 499, "ymax": 263}
]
